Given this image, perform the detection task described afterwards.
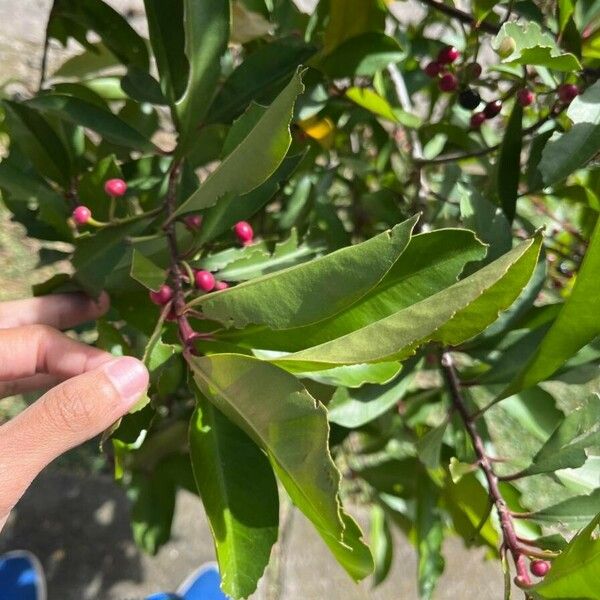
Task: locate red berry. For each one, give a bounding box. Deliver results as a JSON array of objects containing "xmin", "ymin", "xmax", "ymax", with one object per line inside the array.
[
  {"xmin": 483, "ymin": 100, "xmax": 502, "ymax": 119},
  {"xmin": 215, "ymin": 281, "xmax": 229, "ymax": 291},
  {"xmin": 465, "ymin": 62, "xmax": 482, "ymax": 80},
  {"xmin": 195, "ymin": 270, "xmax": 216, "ymax": 292},
  {"xmin": 149, "ymin": 284, "xmax": 173, "ymax": 306},
  {"xmin": 184, "ymin": 214, "xmax": 203, "ymax": 231},
  {"xmin": 424, "ymin": 61, "xmax": 442, "ymax": 78},
  {"xmin": 557, "ymin": 83, "xmax": 579, "ymax": 104},
  {"xmin": 530, "ymin": 560, "xmax": 550, "ymax": 577},
  {"xmin": 470, "ymin": 112, "xmax": 486, "ymax": 129},
  {"xmin": 518, "ymin": 88, "xmax": 535, "ymax": 107},
  {"xmin": 437, "ymin": 45, "xmax": 460, "ymax": 64},
  {"xmin": 438, "ymin": 72, "xmax": 458, "ymax": 92},
  {"xmin": 72, "ymin": 205, "xmax": 92, "ymax": 225},
  {"xmin": 104, "ymin": 178, "xmax": 127, "ymax": 197},
  {"xmin": 233, "ymin": 221, "xmax": 254, "ymax": 245}
]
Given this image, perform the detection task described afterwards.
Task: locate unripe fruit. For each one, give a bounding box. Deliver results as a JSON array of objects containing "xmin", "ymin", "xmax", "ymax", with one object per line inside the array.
[
  {"xmin": 470, "ymin": 112, "xmax": 486, "ymax": 129},
  {"xmin": 465, "ymin": 62, "xmax": 482, "ymax": 80},
  {"xmin": 215, "ymin": 281, "xmax": 229, "ymax": 291},
  {"xmin": 195, "ymin": 270, "xmax": 216, "ymax": 292},
  {"xmin": 437, "ymin": 45, "xmax": 460, "ymax": 65},
  {"xmin": 104, "ymin": 178, "xmax": 127, "ymax": 197},
  {"xmin": 496, "ymin": 36, "xmax": 516, "ymax": 58},
  {"xmin": 438, "ymin": 73, "xmax": 458, "ymax": 92},
  {"xmin": 530, "ymin": 560, "xmax": 550, "ymax": 577},
  {"xmin": 184, "ymin": 214, "xmax": 203, "ymax": 231},
  {"xmin": 517, "ymin": 88, "xmax": 535, "ymax": 107},
  {"xmin": 458, "ymin": 88, "xmax": 481, "ymax": 110},
  {"xmin": 233, "ymin": 221, "xmax": 254, "ymax": 245},
  {"xmin": 424, "ymin": 61, "xmax": 442, "ymax": 78},
  {"xmin": 557, "ymin": 83, "xmax": 579, "ymax": 104},
  {"xmin": 72, "ymin": 205, "xmax": 92, "ymax": 225},
  {"xmin": 483, "ymin": 100, "xmax": 502, "ymax": 119},
  {"xmin": 149, "ymin": 284, "xmax": 173, "ymax": 306}
]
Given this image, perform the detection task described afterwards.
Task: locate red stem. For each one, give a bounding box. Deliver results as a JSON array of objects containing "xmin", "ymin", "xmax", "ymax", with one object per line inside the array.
[{"xmin": 440, "ymin": 351, "xmax": 532, "ymax": 588}]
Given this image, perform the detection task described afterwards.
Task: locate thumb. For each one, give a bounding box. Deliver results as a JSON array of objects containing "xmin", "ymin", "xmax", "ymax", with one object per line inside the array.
[{"xmin": 0, "ymin": 357, "xmax": 148, "ymax": 524}]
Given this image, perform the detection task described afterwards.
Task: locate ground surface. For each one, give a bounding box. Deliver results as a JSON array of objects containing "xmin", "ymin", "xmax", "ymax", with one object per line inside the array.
[{"xmin": 0, "ymin": 1, "xmax": 515, "ymax": 598}]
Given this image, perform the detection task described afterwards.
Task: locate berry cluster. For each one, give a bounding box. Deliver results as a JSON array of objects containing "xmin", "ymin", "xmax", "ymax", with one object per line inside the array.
[
  {"xmin": 71, "ymin": 178, "xmax": 128, "ymax": 226},
  {"xmin": 148, "ymin": 219, "xmax": 254, "ymax": 307},
  {"xmin": 423, "ymin": 45, "xmax": 580, "ymax": 130}
]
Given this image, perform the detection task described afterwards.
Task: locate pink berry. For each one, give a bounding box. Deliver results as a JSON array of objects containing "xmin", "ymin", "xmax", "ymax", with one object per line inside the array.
[
  {"xmin": 72, "ymin": 205, "xmax": 92, "ymax": 225},
  {"xmin": 195, "ymin": 270, "xmax": 216, "ymax": 292},
  {"xmin": 424, "ymin": 61, "xmax": 442, "ymax": 78},
  {"xmin": 233, "ymin": 221, "xmax": 254, "ymax": 245},
  {"xmin": 149, "ymin": 284, "xmax": 173, "ymax": 306},
  {"xmin": 438, "ymin": 72, "xmax": 458, "ymax": 92},
  {"xmin": 530, "ymin": 560, "xmax": 550, "ymax": 577},
  {"xmin": 104, "ymin": 178, "xmax": 127, "ymax": 197},
  {"xmin": 517, "ymin": 88, "xmax": 535, "ymax": 107},
  {"xmin": 215, "ymin": 281, "xmax": 229, "ymax": 291},
  {"xmin": 438, "ymin": 45, "xmax": 460, "ymax": 64},
  {"xmin": 470, "ymin": 112, "xmax": 486, "ymax": 129},
  {"xmin": 184, "ymin": 214, "xmax": 203, "ymax": 231},
  {"xmin": 483, "ymin": 100, "xmax": 502, "ymax": 119},
  {"xmin": 557, "ymin": 83, "xmax": 579, "ymax": 104}
]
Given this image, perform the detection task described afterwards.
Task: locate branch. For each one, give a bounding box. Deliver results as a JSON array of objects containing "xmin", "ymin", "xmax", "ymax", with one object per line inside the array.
[
  {"xmin": 440, "ymin": 351, "xmax": 532, "ymax": 588},
  {"xmin": 38, "ymin": 7, "xmax": 53, "ymax": 90},
  {"xmin": 163, "ymin": 161, "xmax": 197, "ymax": 350},
  {"xmin": 419, "ymin": 0, "xmax": 500, "ymax": 34}
]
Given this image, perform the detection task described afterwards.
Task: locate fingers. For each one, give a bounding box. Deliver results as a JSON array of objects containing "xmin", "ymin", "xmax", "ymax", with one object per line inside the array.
[
  {"xmin": 0, "ymin": 292, "xmax": 110, "ymax": 330},
  {"xmin": 0, "ymin": 325, "xmax": 111, "ymax": 382},
  {"xmin": 0, "ymin": 357, "xmax": 148, "ymax": 526},
  {"xmin": 0, "ymin": 374, "xmax": 61, "ymax": 400}
]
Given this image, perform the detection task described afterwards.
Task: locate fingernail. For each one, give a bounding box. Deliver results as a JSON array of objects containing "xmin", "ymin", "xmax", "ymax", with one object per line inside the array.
[{"xmin": 103, "ymin": 357, "xmax": 149, "ymax": 408}]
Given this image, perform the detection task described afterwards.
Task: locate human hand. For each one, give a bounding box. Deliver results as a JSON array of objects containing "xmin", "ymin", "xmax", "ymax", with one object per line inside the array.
[{"xmin": 0, "ymin": 293, "xmax": 148, "ymax": 532}]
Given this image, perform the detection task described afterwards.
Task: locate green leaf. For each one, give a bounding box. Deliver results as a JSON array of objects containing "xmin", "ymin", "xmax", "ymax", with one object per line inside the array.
[
  {"xmin": 539, "ymin": 81, "xmax": 600, "ymax": 185},
  {"xmin": 25, "ymin": 94, "xmax": 156, "ymax": 152},
  {"xmin": 346, "ymin": 87, "xmax": 421, "ymax": 128},
  {"xmin": 121, "ymin": 67, "xmax": 168, "ymax": 105},
  {"xmin": 273, "ymin": 235, "xmax": 542, "ymax": 371},
  {"xmin": 531, "ymin": 488, "xmax": 600, "ymax": 526},
  {"xmin": 52, "ymin": 42, "xmax": 120, "ymax": 79},
  {"xmin": 187, "ymin": 353, "xmax": 374, "ymax": 581},
  {"xmin": 416, "ymin": 422, "xmax": 448, "ymax": 470},
  {"xmin": 196, "ymin": 152, "xmax": 306, "ymax": 246},
  {"xmin": 171, "ymin": 71, "xmax": 304, "ymax": 219},
  {"xmin": 3, "ymin": 101, "xmax": 72, "ymax": 185},
  {"xmin": 175, "ymin": 0, "xmax": 230, "ymax": 151},
  {"xmin": 49, "ymin": 0, "xmax": 149, "ymax": 69},
  {"xmin": 191, "ymin": 218, "xmax": 416, "ymax": 329},
  {"xmin": 493, "ymin": 22, "xmax": 581, "ymax": 71},
  {"xmin": 370, "ymin": 505, "xmax": 393, "ymax": 586},
  {"xmin": 190, "ymin": 394, "xmax": 279, "ymax": 599},
  {"xmin": 220, "ymin": 228, "xmax": 488, "ymax": 352},
  {"xmin": 130, "ymin": 249, "xmax": 167, "ymax": 292},
  {"xmin": 207, "ymin": 38, "xmax": 317, "ymax": 124},
  {"xmin": 497, "ymin": 101, "xmax": 523, "ymax": 222},
  {"xmin": 532, "ymin": 513, "xmax": 600, "ymax": 599},
  {"xmin": 416, "ymin": 474, "xmax": 445, "ymax": 600},
  {"xmin": 502, "ymin": 218, "xmax": 600, "ymax": 397},
  {"xmin": 299, "ymin": 361, "xmax": 403, "ymax": 389},
  {"xmin": 320, "ymin": 33, "xmax": 404, "ymax": 78},
  {"xmin": 327, "ymin": 370, "xmax": 412, "ymax": 428},
  {"xmin": 520, "ymin": 395, "xmax": 600, "ymax": 476},
  {"xmin": 143, "ymin": 0, "xmax": 188, "ymax": 104},
  {"xmin": 73, "ymin": 220, "xmax": 150, "ymax": 296}
]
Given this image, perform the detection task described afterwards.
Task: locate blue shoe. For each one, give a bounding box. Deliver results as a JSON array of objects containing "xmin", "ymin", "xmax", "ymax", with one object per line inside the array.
[
  {"xmin": 0, "ymin": 551, "xmax": 46, "ymax": 600},
  {"xmin": 177, "ymin": 563, "xmax": 228, "ymax": 600}
]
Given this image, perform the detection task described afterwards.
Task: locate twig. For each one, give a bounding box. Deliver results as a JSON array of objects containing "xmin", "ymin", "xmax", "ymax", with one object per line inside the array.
[
  {"xmin": 38, "ymin": 7, "xmax": 52, "ymax": 90},
  {"xmin": 418, "ymin": 0, "xmax": 500, "ymax": 34},
  {"xmin": 163, "ymin": 161, "xmax": 197, "ymax": 349},
  {"xmin": 440, "ymin": 351, "xmax": 532, "ymax": 588}
]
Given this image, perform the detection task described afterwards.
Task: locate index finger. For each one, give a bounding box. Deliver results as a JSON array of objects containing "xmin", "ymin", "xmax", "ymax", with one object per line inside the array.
[{"xmin": 0, "ymin": 292, "xmax": 110, "ymax": 330}]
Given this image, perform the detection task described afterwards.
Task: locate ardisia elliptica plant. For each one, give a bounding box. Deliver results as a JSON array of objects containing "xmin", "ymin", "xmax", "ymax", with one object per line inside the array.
[{"xmin": 1, "ymin": 0, "xmax": 600, "ymax": 598}]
